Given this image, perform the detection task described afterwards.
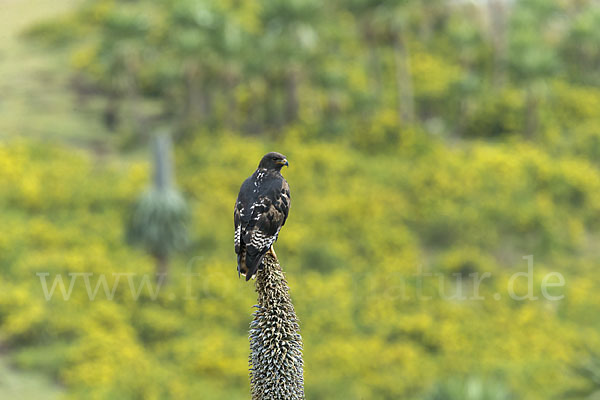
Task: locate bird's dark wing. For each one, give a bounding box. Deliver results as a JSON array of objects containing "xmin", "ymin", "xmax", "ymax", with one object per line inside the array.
[
  {"xmin": 279, "ymin": 179, "xmax": 291, "ymax": 227},
  {"xmin": 241, "ymin": 175, "xmax": 290, "ymax": 280},
  {"xmin": 234, "ymin": 177, "xmax": 255, "ymax": 276}
]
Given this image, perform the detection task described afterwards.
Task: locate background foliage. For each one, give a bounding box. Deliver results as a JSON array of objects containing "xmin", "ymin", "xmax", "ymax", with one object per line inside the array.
[{"xmin": 1, "ymin": 0, "xmax": 600, "ymax": 399}]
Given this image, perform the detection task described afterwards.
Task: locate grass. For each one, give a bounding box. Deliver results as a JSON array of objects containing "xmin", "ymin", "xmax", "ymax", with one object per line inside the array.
[
  {"xmin": 0, "ymin": 0, "xmax": 110, "ymax": 146},
  {"xmin": 0, "ymin": 356, "xmax": 63, "ymax": 400}
]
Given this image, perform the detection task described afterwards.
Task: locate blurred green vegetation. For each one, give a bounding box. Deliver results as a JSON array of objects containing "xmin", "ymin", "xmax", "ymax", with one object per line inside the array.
[{"xmin": 1, "ymin": 0, "xmax": 600, "ymax": 399}]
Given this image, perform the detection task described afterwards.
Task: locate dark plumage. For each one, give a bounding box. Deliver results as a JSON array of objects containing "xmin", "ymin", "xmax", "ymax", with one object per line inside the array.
[{"xmin": 234, "ymin": 152, "xmax": 290, "ymax": 280}]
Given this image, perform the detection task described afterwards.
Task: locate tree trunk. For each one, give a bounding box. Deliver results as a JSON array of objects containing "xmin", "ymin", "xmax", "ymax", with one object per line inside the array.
[
  {"xmin": 103, "ymin": 91, "xmax": 120, "ymax": 132},
  {"xmin": 488, "ymin": 0, "xmax": 509, "ymax": 89},
  {"xmin": 225, "ymin": 73, "xmax": 238, "ymax": 132},
  {"xmin": 123, "ymin": 57, "xmax": 145, "ymax": 141},
  {"xmin": 156, "ymin": 253, "xmax": 168, "ymax": 283},
  {"xmin": 284, "ymin": 68, "xmax": 299, "ymax": 125},
  {"xmin": 524, "ymin": 86, "xmax": 539, "ymax": 139},
  {"xmin": 368, "ymin": 41, "xmax": 383, "ymax": 101},
  {"xmin": 249, "ymin": 254, "xmax": 304, "ymax": 400},
  {"xmin": 264, "ymin": 82, "xmax": 282, "ymax": 130},
  {"xmin": 393, "ymin": 31, "xmax": 415, "ymax": 126},
  {"xmin": 182, "ymin": 64, "xmax": 215, "ymax": 132},
  {"xmin": 124, "ymin": 79, "xmax": 144, "ymax": 141},
  {"xmin": 360, "ymin": 20, "xmax": 382, "ymax": 102}
]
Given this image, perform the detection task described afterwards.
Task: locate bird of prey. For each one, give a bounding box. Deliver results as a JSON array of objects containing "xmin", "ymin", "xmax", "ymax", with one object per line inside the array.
[{"xmin": 234, "ymin": 152, "xmax": 290, "ymax": 280}]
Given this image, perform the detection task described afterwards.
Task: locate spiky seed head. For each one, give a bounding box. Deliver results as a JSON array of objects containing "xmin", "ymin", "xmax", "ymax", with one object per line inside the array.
[{"xmin": 249, "ymin": 254, "xmax": 304, "ymax": 400}]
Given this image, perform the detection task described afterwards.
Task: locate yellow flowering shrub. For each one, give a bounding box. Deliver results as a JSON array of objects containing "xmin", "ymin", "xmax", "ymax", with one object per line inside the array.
[{"xmin": 0, "ymin": 135, "xmax": 598, "ymax": 399}]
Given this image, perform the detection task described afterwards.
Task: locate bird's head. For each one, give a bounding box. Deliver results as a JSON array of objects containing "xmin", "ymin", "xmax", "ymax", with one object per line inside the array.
[{"xmin": 258, "ymin": 152, "xmax": 289, "ymax": 171}]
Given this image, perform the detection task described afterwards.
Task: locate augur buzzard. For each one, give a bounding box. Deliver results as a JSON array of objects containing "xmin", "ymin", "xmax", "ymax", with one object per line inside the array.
[{"xmin": 234, "ymin": 152, "xmax": 290, "ymax": 280}]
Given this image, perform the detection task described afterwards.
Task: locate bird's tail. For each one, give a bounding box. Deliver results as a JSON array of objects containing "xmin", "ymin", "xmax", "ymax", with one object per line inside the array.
[
  {"xmin": 240, "ymin": 248, "xmax": 265, "ymax": 281},
  {"xmin": 237, "ymin": 250, "xmax": 248, "ymax": 278}
]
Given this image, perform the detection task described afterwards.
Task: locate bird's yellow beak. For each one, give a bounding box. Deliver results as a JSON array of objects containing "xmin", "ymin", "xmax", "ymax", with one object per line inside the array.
[{"xmin": 277, "ymin": 159, "xmax": 289, "ymax": 166}]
